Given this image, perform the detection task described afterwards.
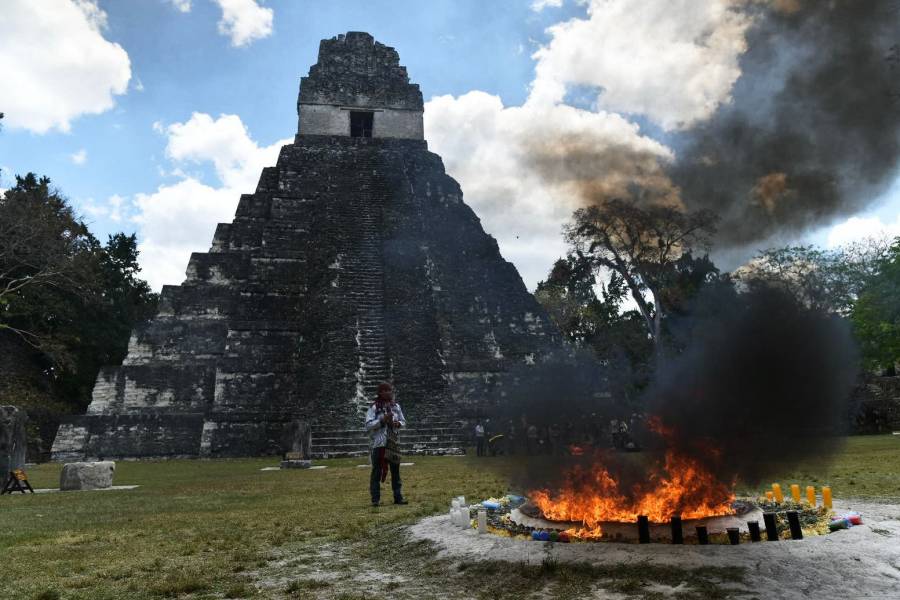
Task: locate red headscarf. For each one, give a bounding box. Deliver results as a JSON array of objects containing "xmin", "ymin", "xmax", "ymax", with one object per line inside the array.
[{"xmin": 376, "ymin": 382, "xmax": 394, "ymax": 408}]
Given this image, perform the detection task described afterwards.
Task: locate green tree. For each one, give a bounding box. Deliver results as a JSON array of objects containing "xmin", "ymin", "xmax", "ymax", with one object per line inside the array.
[
  {"xmin": 564, "ymin": 198, "xmax": 718, "ymax": 360},
  {"xmin": 0, "ymin": 174, "xmax": 158, "ymax": 444},
  {"xmin": 737, "ymin": 240, "xmax": 891, "ymax": 316},
  {"xmin": 851, "ymin": 238, "xmax": 900, "ymax": 374},
  {"xmin": 0, "ymin": 173, "xmax": 96, "ymax": 356},
  {"xmin": 535, "ymin": 254, "xmax": 653, "ymax": 401}
]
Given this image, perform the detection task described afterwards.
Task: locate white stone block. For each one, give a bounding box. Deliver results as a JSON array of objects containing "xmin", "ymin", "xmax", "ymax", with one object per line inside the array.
[{"xmin": 60, "ymin": 461, "xmax": 116, "ymax": 491}]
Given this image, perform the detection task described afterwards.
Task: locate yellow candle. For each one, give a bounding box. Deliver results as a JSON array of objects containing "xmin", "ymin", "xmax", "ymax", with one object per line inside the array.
[
  {"xmin": 806, "ymin": 486, "xmax": 816, "ymax": 506},
  {"xmin": 765, "ymin": 491, "xmax": 774, "ymax": 502},
  {"xmin": 790, "ymin": 484, "xmax": 801, "ymax": 503},
  {"xmin": 822, "ymin": 486, "xmax": 833, "ymax": 509},
  {"xmin": 772, "ymin": 483, "xmax": 783, "ymax": 503}
]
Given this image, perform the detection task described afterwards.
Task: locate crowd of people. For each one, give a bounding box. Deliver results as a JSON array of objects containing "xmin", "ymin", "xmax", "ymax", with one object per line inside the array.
[{"xmin": 469, "ymin": 413, "xmax": 647, "ymax": 457}]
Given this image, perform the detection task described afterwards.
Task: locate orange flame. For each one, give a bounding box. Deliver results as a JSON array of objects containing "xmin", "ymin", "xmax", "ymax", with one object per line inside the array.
[{"xmin": 531, "ymin": 419, "xmax": 735, "ymax": 539}]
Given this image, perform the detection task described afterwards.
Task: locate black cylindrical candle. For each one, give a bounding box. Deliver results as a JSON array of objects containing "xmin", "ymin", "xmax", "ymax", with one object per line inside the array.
[
  {"xmin": 726, "ymin": 527, "xmax": 740, "ymax": 545},
  {"xmin": 763, "ymin": 512, "xmax": 778, "ymax": 541},
  {"xmin": 748, "ymin": 521, "xmax": 762, "ymax": 542},
  {"xmin": 696, "ymin": 525, "xmax": 709, "ymax": 545},
  {"xmin": 637, "ymin": 515, "xmax": 650, "ymax": 544},
  {"xmin": 670, "ymin": 516, "xmax": 683, "ymax": 545},
  {"xmin": 786, "ymin": 510, "xmax": 803, "ymax": 540}
]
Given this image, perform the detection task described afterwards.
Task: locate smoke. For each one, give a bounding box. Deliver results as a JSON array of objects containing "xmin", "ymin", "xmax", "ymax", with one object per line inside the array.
[
  {"xmin": 524, "ymin": 0, "xmax": 900, "ymax": 249},
  {"xmin": 672, "ymin": 0, "xmax": 900, "ymax": 246},
  {"xmin": 490, "ymin": 287, "xmax": 858, "ymax": 495},
  {"xmin": 644, "ymin": 286, "xmax": 858, "ymax": 485}
]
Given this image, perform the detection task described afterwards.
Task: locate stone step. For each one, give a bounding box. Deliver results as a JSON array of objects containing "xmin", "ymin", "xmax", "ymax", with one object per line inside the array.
[
  {"xmin": 313, "ymin": 428, "xmax": 464, "ymax": 438},
  {"xmin": 310, "ymin": 435, "xmax": 466, "ymax": 446},
  {"xmin": 310, "ymin": 445, "xmax": 466, "ymax": 457},
  {"xmin": 309, "ymin": 447, "xmax": 464, "ymax": 459},
  {"xmin": 313, "ymin": 431, "xmax": 467, "ymax": 442}
]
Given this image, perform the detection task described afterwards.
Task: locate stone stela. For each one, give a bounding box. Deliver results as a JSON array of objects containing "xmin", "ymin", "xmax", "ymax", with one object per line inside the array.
[{"xmin": 51, "ymin": 32, "xmax": 562, "ymax": 462}]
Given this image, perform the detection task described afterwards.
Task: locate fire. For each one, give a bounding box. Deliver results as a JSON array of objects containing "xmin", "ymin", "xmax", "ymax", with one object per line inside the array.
[{"xmin": 531, "ymin": 419, "xmax": 736, "ymax": 539}]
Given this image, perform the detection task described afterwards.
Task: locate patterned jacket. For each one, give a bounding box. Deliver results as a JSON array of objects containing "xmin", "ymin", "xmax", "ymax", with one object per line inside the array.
[{"xmin": 364, "ymin": 403, "xmax": 406, "ymax": 449}]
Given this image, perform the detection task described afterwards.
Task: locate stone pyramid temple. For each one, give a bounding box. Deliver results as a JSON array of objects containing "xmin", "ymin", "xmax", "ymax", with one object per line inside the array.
[{"xmin": 53, "ymin": 32, "xmax": 562, "ymax": 460}]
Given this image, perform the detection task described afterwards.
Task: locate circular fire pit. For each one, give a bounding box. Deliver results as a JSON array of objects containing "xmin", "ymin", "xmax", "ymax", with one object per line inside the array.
[
  {"xmin": 511, "ymin": 499, "xmax": 762, "ymax": 541},
  {"xmin": 463, "ymin": 495, "xmax": 832, "ymax": 544}
]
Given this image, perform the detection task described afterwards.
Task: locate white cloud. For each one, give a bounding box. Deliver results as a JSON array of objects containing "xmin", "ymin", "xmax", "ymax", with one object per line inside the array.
[
  {"xmin": 70, "ymin": 149, "xmax": 88, "ymax": 165},
  {"xmin": 425, "ymin": 91, "xmax": 672, "ymax": 290},
  {"xmin": 108, "ymin": 194, "xmax": 125, "ymax": 222},
  {"xmin": 530, "ymin": 0, "xmax": 752, "ymax": 130},
  {"xmin": 0, "ymin": 0, "xmax": 131, "ymax": 133},
  {"xmin": 168, "ymin": 0, "xmax": 192, "ymax": 12},
  {"xmin": 81, "ymin": 193, "xmax": 127, "ymax": 223},
  {"xmin": 826, "ymin": 214, "xmax": 900, "ymax": 249},
  {"xmin": 133, "ymin": 113, "xmax": 290, "ymax": 290},
  {"xmin": 164, "ymin": 112, "xmax": 272, "ymax": 190},
  {"xmin": 531, "ymin": 0, "xmax": 563, "ymax": 11},
  {"xmin": 81, "ymin": 198, "xmax": 105, "ymax": 220},
  {"xmin": 420, "ymin": 0, "xmax": 763, "ymax": 288},
  {"xmin": 212, "ymin": 0, "xmax": 273, "ymax": 47}
]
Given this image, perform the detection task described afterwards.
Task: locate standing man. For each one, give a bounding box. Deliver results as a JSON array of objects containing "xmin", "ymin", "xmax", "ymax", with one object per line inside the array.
[
  {"xmin": 365, "ymin": 382, "xmax": 408, "ymax": 507},
  {"xmin": 526, "ymin": 423, "xmax": 538, "ymax": 455},
  {"xmin": 474, "ymin": 421, "xmax": 486, "ymax": 457}
]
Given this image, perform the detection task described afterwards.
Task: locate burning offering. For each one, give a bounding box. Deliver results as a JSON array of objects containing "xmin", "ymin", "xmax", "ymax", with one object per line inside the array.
[
  {"xmin": 527, "ymin": 417, "xmax": 738, "ymax": 539},
  {"xmin": 528, "ymin": 451, "xmax": 738, "ymax": 539}
]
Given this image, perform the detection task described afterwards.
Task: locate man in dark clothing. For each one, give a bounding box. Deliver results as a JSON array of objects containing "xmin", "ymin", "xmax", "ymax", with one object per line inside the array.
[{"xmin": 365, "ymin": 382, "xmax": 407, "ymax": 506}]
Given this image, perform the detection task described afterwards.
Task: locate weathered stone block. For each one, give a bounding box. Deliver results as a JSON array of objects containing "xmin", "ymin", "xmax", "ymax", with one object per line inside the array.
[
  {"xmin": 60, "ymin": 461, "xmax": 115, "ymax": 491},
  {"xmin": 0, "ymin": 406, "xmax": 27, "ymax": 476},
  {"xmin": 280, "ymin": 459, "xmax": 312, "ymax": 469}
]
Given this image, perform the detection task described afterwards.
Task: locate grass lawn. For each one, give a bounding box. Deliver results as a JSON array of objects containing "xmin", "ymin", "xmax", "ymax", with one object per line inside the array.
[{"xmin": 1, "ymin": 435, "xmax": 897, "ymax": 599}]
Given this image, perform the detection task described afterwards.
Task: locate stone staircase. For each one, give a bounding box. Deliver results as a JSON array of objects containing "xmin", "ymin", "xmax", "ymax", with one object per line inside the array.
[
  {"xmin": 309, "ymin": 422, "xmax": 467, "ymax": 458},
  {"xmin": 344, "ymin": 146, "xmax": 391, "ymax": 416}
]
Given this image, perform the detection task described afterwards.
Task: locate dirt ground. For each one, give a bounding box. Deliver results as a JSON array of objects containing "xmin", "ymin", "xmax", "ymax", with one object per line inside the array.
[{"xmin": 408, "ymin": 500, "xmax": 900, "ymax": 599}]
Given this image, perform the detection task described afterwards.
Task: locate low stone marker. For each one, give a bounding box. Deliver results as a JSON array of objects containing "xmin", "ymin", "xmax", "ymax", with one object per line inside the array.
[
  {"xmin": 280, "ymin": 451, "xmax": 312, "ymax": 469},
  {"xmin": 60, "ymin": 461, "xmax": 116, "ymax": 491},
  {"xmin": 0, "ymin": 406, "xmax": 27, "ymax": 477}
]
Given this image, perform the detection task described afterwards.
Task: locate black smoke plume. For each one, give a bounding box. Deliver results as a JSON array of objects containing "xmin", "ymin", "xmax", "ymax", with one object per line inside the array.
[
  {"xmin": 673, "ymin": 0, "xmax": 900, "ymax": 247},
  {"xmin": 644, "ymin": 286, "xmax": 858, "ymax": 485},
  {"xmin": 491, "ymin": 288, "xmax": 858, "ymax": 495},
  {"xmin": 524, "ymin": 1, "xmax": 900, "ymax": 254}
]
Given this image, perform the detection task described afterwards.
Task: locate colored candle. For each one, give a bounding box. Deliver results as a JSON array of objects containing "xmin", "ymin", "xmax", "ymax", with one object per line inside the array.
[
  {"xmin": 772, "ymin": 483, "xmax": 784, "ymax": 503},
  {"xmin": 790, "ymin": 484, "xmax": 801, "ymax": 503},
  {"xmin": 822, "ymin": 486, "xmax": 833, "ymax": 509},
  {"xmin": 806, "ymin": 486, "xmax": 816, "ymax": 506},
  {"xmin": 765, "ymin": 491, "xmax": 774, "ymax": 502}
]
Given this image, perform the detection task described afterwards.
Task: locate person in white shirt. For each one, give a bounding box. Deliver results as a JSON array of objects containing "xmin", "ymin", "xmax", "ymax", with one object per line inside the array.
[
  {"xmin": 364, "ymin": 382, "xmax": 407, "ymax": 506},
  {"xmin": 474, "ymin": 422, "xmax": 486, "ymax": 456}
]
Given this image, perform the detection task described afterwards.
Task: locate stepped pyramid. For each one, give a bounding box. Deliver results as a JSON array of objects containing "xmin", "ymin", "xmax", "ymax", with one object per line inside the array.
[{"xmin": 52, "ymin": 32, "xmax": 562, "ymax": 460}]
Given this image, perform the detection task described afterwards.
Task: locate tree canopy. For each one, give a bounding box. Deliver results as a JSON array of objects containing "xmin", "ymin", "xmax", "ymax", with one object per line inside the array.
[
  {"xmin": 0, "ymin": 174, "xmax": 158, "ymax": 451},
  {"xmin": 564, "ymin": 199, "xmax": 718, "ymax": 359},
  {"xmin": 735, "ymin": 240, "xmax": 891, "ymax": 316},
  {"xmin": 851, "ymin": 238, "xmax": 900, "ymax": 374}
]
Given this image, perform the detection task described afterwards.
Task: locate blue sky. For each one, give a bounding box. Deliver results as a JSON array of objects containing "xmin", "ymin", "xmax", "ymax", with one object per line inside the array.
[
  {"xmin": 2, "ymin": 0, "xmax": 899, "ymax": 291},
  {"xmin": 1, "ymin": 0, "xmax": 563, "ymax": 230}
]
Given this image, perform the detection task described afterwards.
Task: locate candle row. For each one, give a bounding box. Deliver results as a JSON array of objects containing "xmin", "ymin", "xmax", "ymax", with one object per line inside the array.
[
  {"xmin": 768, "ymin": 483, "xmax": 832, "ymax": 508},
  {"xmin": 448, "ymin": 496, "xmax": 488, "ymax": 533},
  {"xmin": 633, "ymin": 511, "xmax": 804, "ymax": 544}
]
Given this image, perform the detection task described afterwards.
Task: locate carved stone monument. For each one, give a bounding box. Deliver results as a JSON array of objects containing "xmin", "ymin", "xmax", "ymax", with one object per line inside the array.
[
  {"xmin": 0, "ymin": 406, "xmax": 27, "ymax": 476},
  {"xmin": 52, "ymin": 32, "xmax": 561, "ymax": 460}
]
